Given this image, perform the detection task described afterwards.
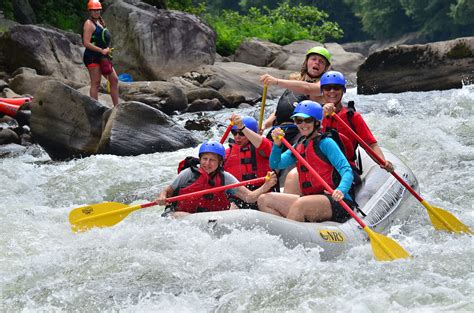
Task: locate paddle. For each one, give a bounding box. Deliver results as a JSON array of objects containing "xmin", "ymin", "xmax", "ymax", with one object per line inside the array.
[
  {"xmin": 330, "ymin": 113, "xmax": 473, "ymax": 235},
  {"xmin": 220, "ymin": 122, "xmax": 234, "ymax": 144},
  {"xmin": 69, "ymin": 176, "xmax": 266, "ymax": 232},
  {"xmin": 258, "ymin": 85, "xmax": 268, "ymax": 133},
  {"xmin": 279, "ymin": 136, "xmax": 411, "ymax": 261}
]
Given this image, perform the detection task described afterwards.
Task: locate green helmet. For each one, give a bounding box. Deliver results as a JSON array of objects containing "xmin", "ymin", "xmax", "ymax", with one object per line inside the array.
[{"xmin": 306, "ymin": 46, "xmax": 331, "ymax": 64}]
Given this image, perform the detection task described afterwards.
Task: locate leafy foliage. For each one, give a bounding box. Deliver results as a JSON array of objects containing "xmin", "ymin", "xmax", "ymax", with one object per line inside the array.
[
  {"xmin": 449, "ymin": 0, "xmax": 474, "ymax": 25},
  {"xmin": 345, "ymin": 0, "xmax": 474, "ymax": 40},
  {"xmin": 203, "ymin": 1, "xmax": 343, "ymax": 55},
  {"xmin": 32, "ymin": 0, "xmax": 87, "ymax": 32}
]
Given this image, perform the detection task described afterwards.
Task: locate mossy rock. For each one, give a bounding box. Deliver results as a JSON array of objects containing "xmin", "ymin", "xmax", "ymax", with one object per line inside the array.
[{"xmin": 447, "ymin": 42, "xmax": 473, "ymax": 59}]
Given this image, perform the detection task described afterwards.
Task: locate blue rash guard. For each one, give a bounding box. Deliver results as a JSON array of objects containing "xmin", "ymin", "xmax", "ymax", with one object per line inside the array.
[{"xmin": 270, "ymin": 137, "xmax": 354, "ymax": 200}]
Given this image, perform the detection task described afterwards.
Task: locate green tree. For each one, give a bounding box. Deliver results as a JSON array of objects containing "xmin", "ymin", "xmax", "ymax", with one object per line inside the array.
[
  {"xmin": 344, "ymin": 0, "xmax": 414, "ymax": 39},
  {"xmin": 449, "ymin": 0, "xmax": 474, "ymax": 25},
  {"xmin": 204, "ymin": 1, "xmax": 343, "ymax": 55},
  {"xmin": 345, "ymin": 0, "xmax": 474, "ymax": 40}
]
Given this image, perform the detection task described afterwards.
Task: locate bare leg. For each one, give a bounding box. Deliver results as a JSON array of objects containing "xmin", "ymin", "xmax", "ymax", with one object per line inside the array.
[
  {"xmin": 283, "ymin": 167, "xmax": 301, "ymax": 195},
  {"xmin": 257, "ymin": 192, "xmax": 299, "ymax": 217},
  {"xmin": 286, "ymin": 194, "xmax": 332, "ymax": 222},
  {"xmin": 107, "ymin": 68, "xmax": 120, "ymax": 106},
  {"xmin": 87, "ymin": 66, "xmax": 102, "ymax": 100}
]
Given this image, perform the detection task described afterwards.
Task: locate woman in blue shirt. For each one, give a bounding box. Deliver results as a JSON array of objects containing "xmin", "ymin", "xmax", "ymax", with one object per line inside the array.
[{"xmin": 258, "ymin": 101, "xmax": 357, "ymax": 223}]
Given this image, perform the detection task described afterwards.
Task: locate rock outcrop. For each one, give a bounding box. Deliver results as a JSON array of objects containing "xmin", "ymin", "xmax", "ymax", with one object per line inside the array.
[
  {"xmin": 0, "ymin": 24, "xmax": 89, "ymax": 84},
  {"xmin": 118, "ymin": 81, "xmax": 188, "ymax": 114},
  {"xmin": 357, "ymin": 37, "xmax": 474, "ymax": 94},
  {"xmin": 103, "ymin": 0, "xmax": 216, "ymax": 81},
  {"xmin": 97, "ymin": 101, "xmax": 198, "ymax": 156},
  {"xmin": 30, "ymin": 80, "xmax": 109, "ymax": 160}
]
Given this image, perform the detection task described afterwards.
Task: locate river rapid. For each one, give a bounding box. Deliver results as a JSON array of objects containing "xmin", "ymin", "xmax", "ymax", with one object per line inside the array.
[{"xmin": 1, "ymin": 86, "xmax": 473, "ymax": 312}]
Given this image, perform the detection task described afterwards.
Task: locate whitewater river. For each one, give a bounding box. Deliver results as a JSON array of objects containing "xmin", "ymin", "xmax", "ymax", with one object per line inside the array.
[{"xmin": 1, "ymin": 86, "xmax": 473, "ymax": 312}]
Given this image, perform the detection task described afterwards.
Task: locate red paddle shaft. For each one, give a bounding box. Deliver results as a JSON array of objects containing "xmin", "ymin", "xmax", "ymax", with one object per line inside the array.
[
  {"xmin": 139, "ymin": 176, "xmax": 266, "ymax": 209},
  {"xmin": 330, "ymin": 113, "xmax": 422, "ymax": 202}
]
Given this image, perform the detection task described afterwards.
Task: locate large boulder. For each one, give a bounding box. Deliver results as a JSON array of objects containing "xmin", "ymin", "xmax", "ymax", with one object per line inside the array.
[
  {"xmin": 168, "ymin": 62, "xmax": 293, "ymax": 105},
  {"xmin": 118, "ymin": 81, "xmax": 187, "ymax": 114},
  {"xmin": 103, "ymin": 0, "xmax": 216, "ymax": 81},
  {"xmin": 0, "ymin": 25, "xmax": 89, "ymax": 84},
  {"xmin": 97, "ymin": 101, "xmax": 198, "ymax": 156},
  {"xmin": 234, "ymin": 38, "xmax": 285, "ymax": 67},
  {"xmin": 357, "ymin": 37, "xmax": 474, "ymax": 94},
  {"xmin": 9, "ymin": 70, "xmax": 86, "ymax": 96},
  {"xmin": 342, "ymin": 32, "xmax": 431, "ymax": 57},
  {"xmin": 30, "ymin": 80, "xmax": 109, "ymax": 160}
]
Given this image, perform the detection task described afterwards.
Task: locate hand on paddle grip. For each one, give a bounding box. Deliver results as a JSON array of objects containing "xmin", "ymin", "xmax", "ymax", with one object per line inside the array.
[
  {"xmin": 381, "ymin": 160, "xmax": 394, "ymax": 172},
  {"xmin": 230, "ymin": 114, "xmax": 243, "ymax": 129},
  {"xmin": 272, "ymin": 128, "xmax": 285, "ymax": 146},
  {"xmin": 323, "ymin": 103, "xmax": 336, "ymax": 117},
  {"xmin": 263, "ymin": 171, "xmax": 278, "ymax": 189}
]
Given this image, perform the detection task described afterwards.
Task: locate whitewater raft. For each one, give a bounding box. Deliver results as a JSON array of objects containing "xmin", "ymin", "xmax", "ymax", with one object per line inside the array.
[{"xmin": 183, "ymin": 148, "xmax": 418, "ymax": 260}]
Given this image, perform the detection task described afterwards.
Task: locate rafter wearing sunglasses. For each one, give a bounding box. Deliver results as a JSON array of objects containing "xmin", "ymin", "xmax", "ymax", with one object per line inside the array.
[
  {"xmin": 293, "ymin": 117, "xmax": 315, "ymax": 125},
  {"xmin": 231, "ymin": 130, "xmax": 245, "ymax": 136},
  {"xmin": 322, "ymin": 84, "xmax": 343, "ymax": 91}
]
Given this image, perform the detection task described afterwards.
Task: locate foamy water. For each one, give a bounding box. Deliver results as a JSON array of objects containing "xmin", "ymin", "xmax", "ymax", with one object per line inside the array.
[{"xmin": 1, "ymin": 86, "xmax": 473, "ymax": 312}]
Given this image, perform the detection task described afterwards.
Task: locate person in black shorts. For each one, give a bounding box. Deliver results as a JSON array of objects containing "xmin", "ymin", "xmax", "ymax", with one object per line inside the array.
[{"xmin": 83, "ymin": 0, "xmax": 119, "ymax": 106}]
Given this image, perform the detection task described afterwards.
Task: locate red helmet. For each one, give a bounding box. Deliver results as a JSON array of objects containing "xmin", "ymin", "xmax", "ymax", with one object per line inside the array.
[{"xmin": 87, "ymin": 1, "xmax": 102, "ymax": 10}]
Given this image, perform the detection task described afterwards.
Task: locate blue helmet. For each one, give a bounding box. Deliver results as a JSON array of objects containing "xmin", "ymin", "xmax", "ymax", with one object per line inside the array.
[
  {"xmin": 320, "ymin": 71, "xmax": 346, "ymax": 91},
  {"xmin": 291, "ymin": 100, "xmax": 323, "ymax": 122},
  {"xmin": 232, "ymin": 116, "xmax": 258, "ymax": 133},
  {"xmin": 198, "ymin": 140, "xmax": 226, "ymax": 159}
]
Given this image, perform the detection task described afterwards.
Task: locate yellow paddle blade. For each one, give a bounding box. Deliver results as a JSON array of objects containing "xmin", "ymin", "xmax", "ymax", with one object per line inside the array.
[
  {"xmin": 69, "ymin": 201, "xmax": 133, "ymax": 232},
  {"xmin": 364, "ymin": 227, "xmax": 411, "ymax": 261},
  {"xmin": 422, "ymin": 201, "xmax": 473, "ymax": 234}
]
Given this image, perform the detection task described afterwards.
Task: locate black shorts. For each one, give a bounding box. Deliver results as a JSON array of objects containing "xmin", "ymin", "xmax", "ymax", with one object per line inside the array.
[
  {"xmin": 83, "ymin": 53, "xmax": 102, "ymax": 67},
  {"xmin": 324, "ymin": 195, "xmax": 358, "ymax": 223}
]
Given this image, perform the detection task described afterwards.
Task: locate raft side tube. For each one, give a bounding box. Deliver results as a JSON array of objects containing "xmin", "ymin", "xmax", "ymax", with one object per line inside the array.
[
  {"xmin": 0, "ymin": 101, "xmax": 19, "ymax": 117},
  {"xmin": 0, "ymin": 97, "xmax": 33, "ymax": 105}
]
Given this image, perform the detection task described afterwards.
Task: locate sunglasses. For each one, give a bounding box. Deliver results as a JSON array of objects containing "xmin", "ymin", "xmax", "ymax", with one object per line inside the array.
[
  {"xmin": 293, "ymin": 117, "xmax": 315, "ymax": 125},
  {"xmin": 322, "ymin": 84, "xmax": 343, "ymax": 91},
  {"xmin": 231, "ymin": 130, "xmax": 245, "ymax": 136}
]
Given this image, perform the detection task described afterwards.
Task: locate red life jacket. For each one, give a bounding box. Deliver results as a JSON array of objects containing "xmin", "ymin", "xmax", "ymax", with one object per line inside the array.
[
  {"xmin": 224, "ymin": 143, "xmax": 270, "ymax": 188},
  {"xmin": 323, "ymin": 102, "xmax": 363, "ymax": 172},
  {"xmin": 173, "ymin": 167, "xmax": 231, "ymax": 213},
  {"xmin": 296, "ymin": 135, "xmax": 339, "ymax": 196}
]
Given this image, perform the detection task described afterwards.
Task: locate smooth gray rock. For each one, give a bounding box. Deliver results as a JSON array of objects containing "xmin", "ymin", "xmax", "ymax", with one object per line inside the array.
[
  {"xmin": 357, "ymin": 37, "xmax": 474, "ymax": 94},
  {"xmin": 0, "ymin": 25, "xmax": 89, "ymax": 84},
  {"xmin": 103, "ymin": 0, "xmax": 216, "ymax": 81},
  {"xmin": 30, "ymin": 80, "xmax": 109, "ymax": 160},
  {"xmin": 97, "ymin": 101, "xmax": 198, "ymax": 156}
]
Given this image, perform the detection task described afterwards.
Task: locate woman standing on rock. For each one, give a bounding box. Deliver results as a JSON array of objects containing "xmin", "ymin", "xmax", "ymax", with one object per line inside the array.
[{"xmin": 82, "ymin": 0, "xmax": 119, "ymax": 106}]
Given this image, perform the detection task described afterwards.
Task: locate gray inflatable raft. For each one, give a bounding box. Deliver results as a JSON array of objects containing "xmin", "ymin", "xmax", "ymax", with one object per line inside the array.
[{"xmin": 183, "ymin": 148, "xmax": 418, "ymax": 260}]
